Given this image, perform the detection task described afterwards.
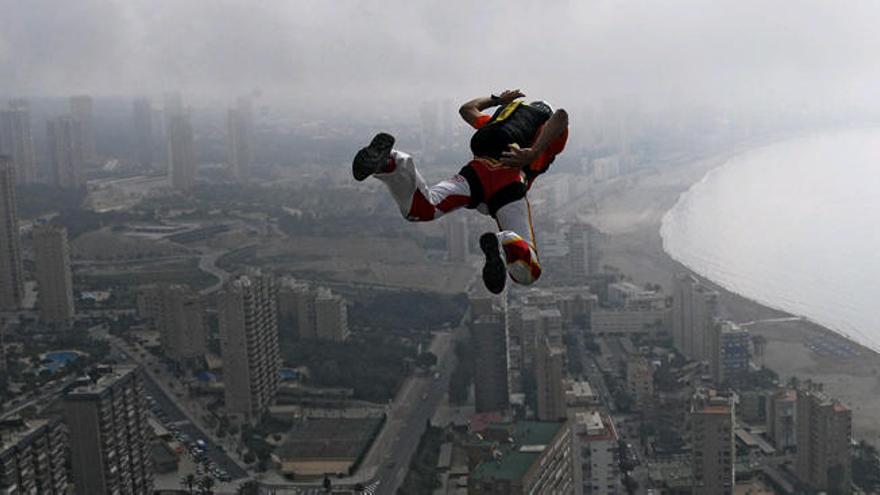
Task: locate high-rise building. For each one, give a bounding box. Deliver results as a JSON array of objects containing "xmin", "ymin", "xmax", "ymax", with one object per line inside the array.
[
  {"xmin": 219, "ymin": 273, "xmax": 281, "ymax": 422},
  {"xmin": 472, "ymin": 302, "xmax": 510, "ymax": 414},
  {"xmin": 33, "ymin": 224, "xmax": 75, "ymax": 325},
  {"xmin": 156, "ymin": 284, "xmax": 206, "ymax": 366},
  {"xmin": 710, "ymin": 320, "xmax": 751, "ymax": 386},
  {"xmin": 315, "ymin": 288, "xmax": 349, "ymax": 342},
  {"xmin": 469, "ymin": 420, "xmax": 574, "ymax": 495},
  {"xmin": 445, "ymin": 215, "xmax": 468, "ymax": 262},
  {"xmin": 278, "ymin": 280, "xmax": 349, "ymax": 342},
  {"xmin": 626, "ymin": 356, "xmax": 654, "ymax": 409},
  {"xmin": 0, "ymin": 318, "xmax": 7, "ymax": 375},
  {"xmin": 672, "ymin": 274, "xmax": 719, "ymax": 361},
  {"xmin": 68, "ymin": 95, "xmax": 96, "ymax": 162},
  {"xmin": 294, "ymin": 286, "xmax": 317, "ymax": 339},
  {"xmin": 63, "ymin": 365, "xmax": 154, "ymax": 495},
  {"xmin": 166, "ymin": 109, "xmax": 195, "ymax": 189},
  {"xmin": 132, "ymin": 98, "xmax": 154, "ymax": 168},
  {"xmin": 277, "ymin": 278, "xmax": 316, "ymax": 339},
  {"xmin": 766, "ymin": 388, "xmax": 796, "ymax": 452},
  {"xmin": 135, "ymin": 284, "xmax": 162, "ymax": 322},
  {"xmin": 690, "ymin": 389, "xmax": 735, "ymax": 495},
  {"xmin": 567, "ymin": 223, "xmax": 599, "ymax": 280},
  {"xmin": 0, "ymin": 417, "xmax": 68, "ymax": 494},
  {"xmin": 226, "ymin": 97, "xmax": 253, "ymax": 179},
  {"xmin": 0, "ymin": 157, "xmax": 24, "ymax": 310},
  {"xmin": 795, "ymin": 384, "xmax": 852, "ymax": 492},
  {"xmin": 573, "ymin": 411, "xmax": 621, "ymax": 495},
  {"xmin": 0, "ymin": 101, "xmax": 37, "ymax": 184},
  {"xmin": 46, "ymin": 116, "xmax": 85, "ymax": 188},
  {"xmin": 535, "ymin": 332, "xmax": 566, "ymax": 421}
]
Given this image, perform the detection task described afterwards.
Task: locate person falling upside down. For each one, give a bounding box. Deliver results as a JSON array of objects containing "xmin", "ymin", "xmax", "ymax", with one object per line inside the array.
[{"xmin": 352, "ymin": 89, "xmax": 569, "ymax": 294}]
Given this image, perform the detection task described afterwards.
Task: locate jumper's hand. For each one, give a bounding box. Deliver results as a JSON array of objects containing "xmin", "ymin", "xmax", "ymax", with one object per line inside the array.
[
  {"xmin": 500, "ymin": 143, "xmax": 537, "ymax": 168},
  {"xmin": 496, "ymin": 89, "xmax": 525, "ymax": 105}
]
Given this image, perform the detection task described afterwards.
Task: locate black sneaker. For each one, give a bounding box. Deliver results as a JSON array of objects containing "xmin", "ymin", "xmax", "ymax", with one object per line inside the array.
[
  {"xmin": 352, "ymin": 132, "xmax": 395, "ymax": 181},
  {"xmin": 479, "ymin": 232, "xmax": 506, "ymax": 294}
]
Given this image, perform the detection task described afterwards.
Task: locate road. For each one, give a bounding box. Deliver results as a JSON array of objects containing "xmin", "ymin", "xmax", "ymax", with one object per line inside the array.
[
  {"xmin": 372, "ymin": 330, "xmax": 458, "ymax": 495},
  {"xmin": 261, "ymin": 329, "xmax": 460, "ymax": 495},
  {"xmin": 198, "ymin": 248, "xmax": 237, "ymax": 295},
  {"xmin": 576, "ymin": 333, "xmax": 614, "ymax": 412},
  {"xmin": 576, "ymin": 333, "xmax": 652, "ymax": 493},
  {"xmin": 103, "ymin": 333, "xmax": 249, "ymax": 481}
]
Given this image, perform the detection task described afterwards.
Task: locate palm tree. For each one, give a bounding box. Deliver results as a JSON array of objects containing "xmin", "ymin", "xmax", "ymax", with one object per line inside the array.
[
  {"xmin": 199, "ymin": 476, "xmax": 216, "ymax": 495},
  {"xmin": 180, "ymin": 473, "xmax": 197, "ymax": 494},
  {"xmin": 237, "ymin": 480, "xmax": 260, "ymax": 495}
]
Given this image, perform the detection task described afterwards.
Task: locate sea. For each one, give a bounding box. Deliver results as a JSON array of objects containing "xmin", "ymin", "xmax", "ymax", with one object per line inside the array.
[{"xmin": 661, "ymin": 128, "xmax": 880, "ymax": 352}]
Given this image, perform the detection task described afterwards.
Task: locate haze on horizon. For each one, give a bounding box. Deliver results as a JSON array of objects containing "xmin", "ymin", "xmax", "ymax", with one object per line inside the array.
[{"xmin": 2, "ymin": 0, "xmax": 880, "ymax": 119}]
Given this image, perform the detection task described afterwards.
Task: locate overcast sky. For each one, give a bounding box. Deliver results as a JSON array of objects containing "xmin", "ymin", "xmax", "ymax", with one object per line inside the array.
[{"xmin": 2, "ymin": 0, "xmax": 879, "ymax": 116}]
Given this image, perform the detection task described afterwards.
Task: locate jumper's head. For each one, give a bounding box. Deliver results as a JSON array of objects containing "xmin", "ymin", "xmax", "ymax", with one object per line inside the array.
[{"xmin": 528, "ymin": 100, "xmax": 553, "ymax": 117}]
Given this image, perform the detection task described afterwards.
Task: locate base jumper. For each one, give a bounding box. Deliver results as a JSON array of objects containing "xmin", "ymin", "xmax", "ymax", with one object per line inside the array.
[{"xmin": 352, "ymin": 89, "xmax": 569, "ymax": 294}]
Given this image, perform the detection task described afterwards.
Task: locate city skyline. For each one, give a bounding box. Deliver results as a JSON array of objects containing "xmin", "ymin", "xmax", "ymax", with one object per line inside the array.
[{"xmin": 1, "ymin": 2, "xmax": 879, "ymax": 493}]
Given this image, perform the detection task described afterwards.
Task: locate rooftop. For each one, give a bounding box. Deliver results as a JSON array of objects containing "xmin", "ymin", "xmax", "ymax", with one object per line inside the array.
[
  {"xmin": 276, "ymin": 417, "xmax": 382, "ymax": 461},
  {"xmin": 470, "ymin": 421, "xmax": 567, "ymax": 482},
  {"xmin": 565, "ymin": 379, "xmax": 596, "ymax": 403},
  {"xmin": 0, "ymin": 418, "xmax": 56, "ymax": 454},
  {"xmin": 575, "ymin": 411, "xmax": 618, "ymax": 442},
  {"xmin": 64, "ymin": 365, "xmax": 139, "ymax": 399},
  {"xmin": 699, "ymin": 405, "xmax": 732, "ymax": 415}
]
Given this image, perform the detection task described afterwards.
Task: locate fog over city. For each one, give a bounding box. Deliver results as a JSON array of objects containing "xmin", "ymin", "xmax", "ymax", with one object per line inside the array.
[
  {"xmin": 4, "ymin": 0, "xmax": 880, "ymax": 115},
  {"xmin": 3, "ymin": 2, "xmax": 880, "ymax": 494}
]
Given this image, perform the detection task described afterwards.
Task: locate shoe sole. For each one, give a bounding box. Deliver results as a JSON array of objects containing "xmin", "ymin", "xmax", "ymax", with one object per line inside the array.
[
  {"xmin": 353, "ymin": 132, "xmax": 395, "ymax": 181},
  {"xmin": 480, "ymin": 233, "xmax": 506, "ymax": 294}
]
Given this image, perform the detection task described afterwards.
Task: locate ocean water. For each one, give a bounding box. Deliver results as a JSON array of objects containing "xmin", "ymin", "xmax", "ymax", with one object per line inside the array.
[{"xmin": 661, "ymin": 129, "xmax": 880, "ymax": 352}]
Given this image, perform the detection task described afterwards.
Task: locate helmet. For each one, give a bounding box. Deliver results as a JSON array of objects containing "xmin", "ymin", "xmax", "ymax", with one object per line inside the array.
[{"xmin": 529, "ymin": 100, "xmax": 553, "ymax": 117}]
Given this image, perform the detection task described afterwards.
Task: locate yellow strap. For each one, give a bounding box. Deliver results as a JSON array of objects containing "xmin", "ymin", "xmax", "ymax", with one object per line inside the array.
[{"xmin": 492, "ymin": 101, "xmax": 522, "ymax": 123}]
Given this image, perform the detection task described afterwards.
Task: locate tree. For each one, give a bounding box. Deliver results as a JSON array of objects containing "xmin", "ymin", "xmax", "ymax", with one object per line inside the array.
[
  {"xmin": 180, "ymin": 473, "xmax": 197, "ymax": 494},
  {"xmin": 198, "ymin": 476, "xmax": 215, "ymax": 495},
  {"xmin": 237, "ymin": 480, "xmax": 260, "ymax": 495},
  {"xmin": 853, "ymin": 441, "xmax": 880, "ymax": 492},
  {"xmin": 416, "ymin": 352, "xmax": 438, "ymax": 368}
]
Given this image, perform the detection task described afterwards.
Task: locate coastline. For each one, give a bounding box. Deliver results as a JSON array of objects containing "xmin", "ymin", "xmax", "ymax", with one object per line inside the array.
[{"xmin": 584, "ymin": 146, "xmax": 880, "ymax": 445}]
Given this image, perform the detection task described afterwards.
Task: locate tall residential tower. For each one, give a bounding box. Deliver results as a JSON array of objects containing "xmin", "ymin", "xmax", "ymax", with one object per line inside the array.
[
  {"xmin": 132, "ymin": 98, "xmax": 154, "ymax": 168},
  {"xmin": 47, "ymin": 116, "xmax": 85, "ymax": 188},
  {"xmin": 63, "ymin": 365, "xmax": 154, "ymax": 495},
  {"xmin": 0, "ymin": 157, "xmax": 23, "ymax": 310},
  {"xmin": 219, "ymin": 273, "xmax": 281, "ymax": 422},
  {"xmin": 795, "ymin": 384, "xmax": 852, "ymax": 492},
  {"xmin": 33, "ymin": 224, "xmax": 75, "ymax": 325},
  {"xmin": 69, "ymin": 95, "xmax": 96, "ymax": 162},
  {"xmin": 156, "ymin": 284, "xmax": 206, "ymax": 367},
  {"xmin": 0, "ymin": 100, "xmax": 37, "ymax": 184},
  {"xmin": 226, "ymin": 96, "xmax": 254, "ymax": 179}
]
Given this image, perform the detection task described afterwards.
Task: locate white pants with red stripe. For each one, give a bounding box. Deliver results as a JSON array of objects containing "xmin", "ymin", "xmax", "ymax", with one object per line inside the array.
[{"xmin": 375, "ymin": 150, "xmax": 542, "ymax": 285}]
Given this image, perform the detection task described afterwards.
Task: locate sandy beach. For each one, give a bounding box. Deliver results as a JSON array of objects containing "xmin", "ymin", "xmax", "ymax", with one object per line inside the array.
[{"xmin": 581, "ymin": 149, "xmax": 880, "ymax": 446}]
